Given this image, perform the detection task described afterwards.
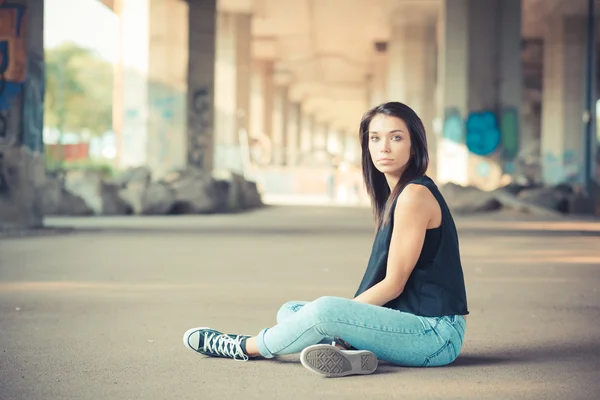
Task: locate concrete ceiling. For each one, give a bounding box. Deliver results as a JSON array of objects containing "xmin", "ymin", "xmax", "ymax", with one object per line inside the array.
[
  {"xmin": 99, "ymin": 0, "xmax": 596, "ymax": 132},
  {"xmin": 219, "ymin": 0, "xmax": 440, "ymax": 131}
]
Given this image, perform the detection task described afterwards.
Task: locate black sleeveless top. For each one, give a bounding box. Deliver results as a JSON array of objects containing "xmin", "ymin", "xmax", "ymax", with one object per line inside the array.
[{"xmin": 354, "ymin": 175, "xmax": 469, "ymax": 317}]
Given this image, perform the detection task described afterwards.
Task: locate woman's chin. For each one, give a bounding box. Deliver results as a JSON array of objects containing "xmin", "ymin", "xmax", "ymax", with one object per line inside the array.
[{"xmin": 376, "ymin": 165, "xmax": 403, "ymax": 176}]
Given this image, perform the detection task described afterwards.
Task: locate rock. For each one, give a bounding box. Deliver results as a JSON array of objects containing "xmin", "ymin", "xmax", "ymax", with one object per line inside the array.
[
  {"xmin": 65, "ymin": 171, "xmax": 132, "ymax": 215},
  {"xmin": 439, "ymin": 183, "xmax": 503, "ymax": 214},
  {"xmin": 0, "ymin": 146, "xmax": 46, "ymax": 229},
  {"xmin": 64, "ymin": 171, "xmax": 103, "ymax": 214},
  {"xmin": 115, "ymin": 167, "xmax": 153, "ymax": 214},
  {"xmin": 492, "ymin": 189, "xmax": 565, "ymax": 217},
  {"xmin": 167, "ymin": 167, "xmax": 220, "ymax": 214},
  {"xmin": 100, "ymin": 181, "xmax": 133, "ymax": 215},
  {"xmin": 41, "ymin": 176, "xmax": 93, "ymax": 216},
  {"xmin": 141, "ymin": 182, "xmax": 175, "ymax": 215},
  {"xmin": 212, "ymin": 169, "xmax": 263, "ymax": 211},
  {"xmin": 119, "ymin": 180, "xmax": 147, "ymax": 214},
  {"xmin": 517, "ymin": 187, "xmax": 570, "ymax": 213},
  {"xmin": 111, "ymin": 166, "xmax": 151, "ymax": 188}
]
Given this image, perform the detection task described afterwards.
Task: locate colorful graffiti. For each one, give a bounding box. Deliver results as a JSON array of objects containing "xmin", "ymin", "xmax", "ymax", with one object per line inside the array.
[
  {"xmin": 442, "ymin": 107, "xmax": 464, "ymax": 144},
  {"xmin": 543, "ymin": 150, "xmax": 580, "ymax": 184},
  {"xmin": 442, "ymin": 106, "xmax": 520, "ymax": 177},
  {"xmin": 500, "ymin": 108, "xmax": 519, "ymax": 160},
  {"xmin": 152, "ymin": 95, "xmax": 176, "ymax": 163},
  {"xmin": 465, "ymin": 111, "xmax": 501, "ymax": 156},
  {"xmin": 0, "ymin": 0, "xmax": 27, "ymax": 198},
  {"xmin": 188, "ymin": 86, "xmax": 212, "ymax": 169},
  {"xmin": 0, "ymin": 0, "xmax": 27, "ymax": 112}
]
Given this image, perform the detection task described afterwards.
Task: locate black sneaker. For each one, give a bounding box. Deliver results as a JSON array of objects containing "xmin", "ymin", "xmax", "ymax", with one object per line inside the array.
[
  {"xmin": 183, "ymin": 327, "xmax": 250, "ymax": 361},
  {"xmin": 300, "ymin": 344, "xmax": 378, "ymax": 377}
]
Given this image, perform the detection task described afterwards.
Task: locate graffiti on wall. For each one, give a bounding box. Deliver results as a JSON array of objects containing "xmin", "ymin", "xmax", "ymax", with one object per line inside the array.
[
  {"xmin": 442, "ymin": 106, "xmax": 521, "ymax": 179},
  {"xmin": 465, "ymin": 111, "xmax": 501, "ymax": 156},
  {"xmin": 0, "ymin": 0, "xmax": 27, "ymax": 198},
  {"xmin": 151, "ymin": 95, "xmax": 176, "ymax": 164},
  {"xmin": 0, "ymin": 0, "xmax": 27, "ymax": 142},
  {"xmin": 442, "ymin": 107, "xmax": 464, "ymax": 144},
  {"xmin": 500, "ymin": 108, "xmax": 519, "ymax": 159},
  {"xmin": 543, "ymin": 150, "xmax": 580, "ymax": 184},
  {"xmin": 188, "ymin": 86, "xmax": 211, "ymax": 169}
]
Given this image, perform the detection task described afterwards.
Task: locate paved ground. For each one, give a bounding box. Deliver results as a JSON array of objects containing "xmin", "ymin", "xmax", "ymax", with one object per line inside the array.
[{"xmin": 1, "ymin": 205, "xmax": 599, "ymax": 400}]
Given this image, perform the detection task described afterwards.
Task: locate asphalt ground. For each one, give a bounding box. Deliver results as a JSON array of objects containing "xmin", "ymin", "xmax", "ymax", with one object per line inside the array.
[{"xmin": 1, "ymin": 205, "xmax": 599, "ymax": 400}]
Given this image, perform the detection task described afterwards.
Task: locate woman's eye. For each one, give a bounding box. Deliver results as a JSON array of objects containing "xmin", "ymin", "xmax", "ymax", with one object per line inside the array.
[
  {"xmin": 370, "ymin": 136, "xmax": 379, "ymax": 142},
  {"xmin": 392, "ymin": 135, "xmax": 402, "ymax": 141}
]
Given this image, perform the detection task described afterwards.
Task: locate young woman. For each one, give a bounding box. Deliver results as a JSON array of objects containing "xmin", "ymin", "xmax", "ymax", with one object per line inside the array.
[{"xmin": 183, "ymin": 102, "xmax": 469, "ymax": 378}]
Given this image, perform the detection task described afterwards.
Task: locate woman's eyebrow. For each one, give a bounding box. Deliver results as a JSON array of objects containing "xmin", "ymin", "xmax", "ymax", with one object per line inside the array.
[{"xmin": 368, "ymin": 129, "xmax": 405, "ymax": 134}]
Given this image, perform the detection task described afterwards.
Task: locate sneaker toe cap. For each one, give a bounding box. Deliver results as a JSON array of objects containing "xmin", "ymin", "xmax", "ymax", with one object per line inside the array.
[{"xmin": 183, "ymin": 328, "xmax": 201, "ymax": 351}]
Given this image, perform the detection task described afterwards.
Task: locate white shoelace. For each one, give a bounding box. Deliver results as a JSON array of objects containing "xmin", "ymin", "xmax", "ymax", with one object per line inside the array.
[{"xmin": 203, "ymin": 332, "xmax": 249, "ymax": 361}]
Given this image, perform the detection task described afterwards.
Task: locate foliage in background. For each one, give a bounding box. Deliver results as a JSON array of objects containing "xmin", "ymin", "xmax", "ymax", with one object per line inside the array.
[
  {"xmin": 45, "ymin": 42, "xmax": 113, "ymax": 137},
  {"xmin": 44, "ymin": 42, "xmax": 114, "ymax": 170}
]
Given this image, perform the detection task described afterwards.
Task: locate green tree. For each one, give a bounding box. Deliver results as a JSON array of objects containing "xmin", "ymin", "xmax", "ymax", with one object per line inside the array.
[{"xmin": 44, "ymin": 42, "xmax": 113, "ymax": 138}]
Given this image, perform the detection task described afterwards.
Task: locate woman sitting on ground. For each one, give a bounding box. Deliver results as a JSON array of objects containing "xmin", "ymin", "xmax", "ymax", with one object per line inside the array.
[{"xmin": 183, "ymin": 101, "xmax": 469, "ymax": 378}]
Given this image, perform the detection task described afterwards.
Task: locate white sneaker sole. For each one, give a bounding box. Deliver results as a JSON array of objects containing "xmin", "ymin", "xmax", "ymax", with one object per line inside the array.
[
  {"xmin": 300, "ymin": 344, "xmax": 378, "ymax": 378},
  {"xmin": 183, "ymin": 326, "xmax": 211, "ymax": 352}
]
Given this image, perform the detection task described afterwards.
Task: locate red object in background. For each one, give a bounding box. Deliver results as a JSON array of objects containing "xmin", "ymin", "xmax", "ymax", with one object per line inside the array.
[{"xmin": 46, "ymin": 143, "xmax": 90, "ymax": 162}]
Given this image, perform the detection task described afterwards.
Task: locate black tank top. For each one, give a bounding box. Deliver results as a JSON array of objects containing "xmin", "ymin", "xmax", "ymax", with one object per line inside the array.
[{"xmin": 354, "ymin": 175, "xmax": 469, "ymax": 317}]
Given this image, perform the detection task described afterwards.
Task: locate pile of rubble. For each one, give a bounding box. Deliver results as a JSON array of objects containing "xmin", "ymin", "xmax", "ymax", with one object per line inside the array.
[
  {"xmin": 439, "ymin": 181, "xmax": 594, "ymax": 216},
  {"xmin": 42, "ymin": 166, "xmax": 263, "ymax": 216}
]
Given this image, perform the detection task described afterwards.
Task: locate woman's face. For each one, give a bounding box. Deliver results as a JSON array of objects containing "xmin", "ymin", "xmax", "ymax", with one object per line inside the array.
[{"xmin": 367, "ymin": 114, "xmax": 412, "ymax": 178}]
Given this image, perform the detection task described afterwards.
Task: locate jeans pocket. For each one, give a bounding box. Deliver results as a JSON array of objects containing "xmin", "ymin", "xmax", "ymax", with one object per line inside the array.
[{"xmin": 421, "ymin": 340, "xmax": 457, "ymax": 367}]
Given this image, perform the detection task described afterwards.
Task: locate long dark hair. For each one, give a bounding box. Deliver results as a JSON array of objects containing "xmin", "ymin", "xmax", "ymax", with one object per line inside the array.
[{"xmin": 359, "ymin": 102, "xmax": 429, "ymax": 228}]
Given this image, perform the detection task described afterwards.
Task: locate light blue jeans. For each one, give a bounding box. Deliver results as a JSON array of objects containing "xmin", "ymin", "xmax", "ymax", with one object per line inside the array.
[{"xmin": 255, "ymin": 296, "xmax": 466, "ymax": 367}]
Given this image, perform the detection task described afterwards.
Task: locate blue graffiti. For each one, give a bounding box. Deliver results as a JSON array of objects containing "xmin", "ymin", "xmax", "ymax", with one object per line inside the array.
[
  {"xmin": 504, "ymin": 161, "xmax": 515, "ymax": 174},
  {"xmin": 442, "ymin": 108, "xmax": 464, "ymax": 143},
  {"xmin": 465, "ymin": 111, "xmax": 500, "ymax": 156},
  {"xmin": 500, "ymin": 108, "xmax": 519, "ymax": 159},
  {"xmin": 0, "ymin": 2, "xmax": 27, "ymax": 111},
  {"xmin": 476, "ymin": 160, "xmax": 491, "ymax": 178}
]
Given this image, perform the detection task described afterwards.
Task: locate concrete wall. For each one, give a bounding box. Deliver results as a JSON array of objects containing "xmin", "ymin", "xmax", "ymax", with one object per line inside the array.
[{"xmin": 0, "ymin": 0, "xmax": 46, "ymax": 230}]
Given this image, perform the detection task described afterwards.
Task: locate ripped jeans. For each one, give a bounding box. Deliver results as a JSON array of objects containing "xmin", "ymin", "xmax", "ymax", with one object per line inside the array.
[{"xmin": 255, "ymin": 296, "xmax": 466, "ymax": 367}]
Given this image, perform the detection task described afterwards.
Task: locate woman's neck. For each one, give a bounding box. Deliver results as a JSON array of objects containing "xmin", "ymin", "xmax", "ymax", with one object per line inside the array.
[{"xmin": 385, "ymin": 173, "xmax": 401, "ymax": 191}]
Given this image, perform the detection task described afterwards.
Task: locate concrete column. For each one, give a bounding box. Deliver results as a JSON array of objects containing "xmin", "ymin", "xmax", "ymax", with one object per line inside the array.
[
  {"xmin": 540, "ymin": 15, "xmax": 587, "ymax": 185},
  {"xmin": 369, "ymin": 43, "xmax": 388, "ymax": 107},
  {"xmin": 327, "ymin": 127, "xmax": 344, "ymax": 157},
  {"xmin": 187, "ymin": 0, "xmax": 217, "ymax": 172},
  {"xmin": 271, "ymin": 85, "xmax": 289, "ymax": 166},
  {"xmin": 286, "ymin": 102, "xmax": 302, "ymax": 166},
  {"xmin": 117, "ymin": 0, "xmax": 189, "ymax": 179},
  {"xmin": 0, "ymin": 0, "xmax": 45, "ymax": 229},
  {"xmin": 300, "ymin": 112, "xmax": 314, "ymax": 163},
  {"xmin": 343, "ymin": 132, "xmax": 359, "ymax": 164},
  {"xmin": 437, "ymin": 0, "xmax": 522, "ymax": 190},
  {"xmin": 388, "ymin": 15, "xmax": 437, "ymax": 177},
  {"xmin": 214, "ymin": 12, "xmax": 252, "ymax": 173},
  {"xmin": 313, "ymin": 122, "xmax": 328, "ymax": 152},
  {"xmin": 250, "ymin": 59, "xmax": 274, "ymax": 140}
]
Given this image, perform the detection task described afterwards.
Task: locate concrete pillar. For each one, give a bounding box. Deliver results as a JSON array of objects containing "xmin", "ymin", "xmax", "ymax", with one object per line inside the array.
[
  {"xmin": 388, "ymin": 15, "xmax": 437, "ymax": 177},
  {"xmin": 286, "ymin": 102, "xmax": 302, "ymax": 166},
  {"xmin": 187, "ymin": 0, "xmax": 217, "ymax": 172},
  {"xmin": 214, "ymin": 12, "xmax": 252, "ymax": 174},
  {"xmin": 250, "ymin": 59, "xmax": 274, "ymax": 140},
  {"xmin": 313, "ymin": 122, "xmax": 328, "ymax": 152},
  {"xmin": 300, "ymin": 112, "xmax": 314, "ymax": 163},
  {"xmin": 343, "ymin": 132, "xmax": 359, "ymax": 164},
  {"xmin": 327, "ymin": 127, "xmax": 344, "ymax": 157},
  {"xmin": 540, "ymin": 15, "xmax": 587, "ymax": 186},
  {"xmin": 368, "ymin": 43, "xmax": 388, "ymax": 107},
  {"xmin": 437, "ymin": 0, "xmax": 522, "ymax": 190},
  {"xmin": 117, "ymin": 0, "xmax": 189, "ymax": 179},
  {"xmin": 0, "ymin": 0, "xmax": 46, "ymax": 229},
  {"xmin": 271, "ymin": 85, "xmax": 289, "ymax": 165}
]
